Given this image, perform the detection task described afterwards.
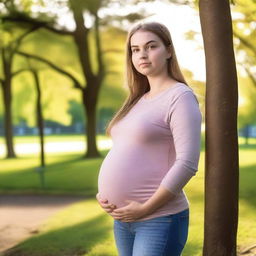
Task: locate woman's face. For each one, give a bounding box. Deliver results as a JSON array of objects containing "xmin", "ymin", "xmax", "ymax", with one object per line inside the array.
[{"xmin": 130, "ymin": 30, "xmax": 171, "ymax": 77}]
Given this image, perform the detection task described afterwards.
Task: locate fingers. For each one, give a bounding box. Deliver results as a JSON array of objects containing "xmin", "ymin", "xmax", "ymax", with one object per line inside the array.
[
  {"xmin": 96, "ymin": 193, "xmax": 107, "ymax": 203},
  {"xmin": 95, "ymin": 194, "xmax": 117, "ymax": 213},
  {"xmin": 96, "ymin": 193, "xmax": 108, "ymax": 205},
  {"xmin": 112, "ymin": 209, "xmax": 124, "ymax": 214},
  {"xmin": 112, "ymin": 215, "xmax": 134, "ymax": 222},
  {"xmin": 110, "ymin": 212, "xmax": 130, "ymax": 219},
  {"xmin": 105, "ymin": 206, "xmax": 116, "ymax": 214},
  {"xmin": 101, "ymin": 201, "xmax": 116, "ymax": 209}
]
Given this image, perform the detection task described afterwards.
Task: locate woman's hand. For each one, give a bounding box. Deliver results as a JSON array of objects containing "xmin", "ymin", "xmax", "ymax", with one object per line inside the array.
[
  {"xmin": 110, "ymin": 200, "xmax": 148, "ymax": 222},
  {"xmin": 96, "ymin": 193, "xmax": 116, "ymax": 214}
]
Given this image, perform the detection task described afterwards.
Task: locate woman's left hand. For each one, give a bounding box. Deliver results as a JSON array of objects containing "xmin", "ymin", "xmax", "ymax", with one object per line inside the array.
[{"xmin": 110, "ymin": 200, "xmax": 148, "ymax": 222}]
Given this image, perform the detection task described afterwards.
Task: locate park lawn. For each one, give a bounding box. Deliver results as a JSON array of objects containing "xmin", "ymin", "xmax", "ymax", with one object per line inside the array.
[
  {"xmin": 0, "ymin": 134, "xmax": 110, "ymax": 144},
  {"xmin": 1, "ymin": 134, "xmax": 255, "ymax": 146},
  {"xmin": 0, "ymin": 137, "xmax": 256, "ymax": 255},
  {"xmin": 0, "ymin": 134, "xmax": 84, "ymax": 144},
  {"xmin": 0, "ymin": 152, "xmax": 104, "ymax": 196},
  {"xmin": 0, "ymin": 135, "xmax": 111, "ymax": 195}
]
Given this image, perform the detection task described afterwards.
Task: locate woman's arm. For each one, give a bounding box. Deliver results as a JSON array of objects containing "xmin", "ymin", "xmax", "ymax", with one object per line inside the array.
[
  {"xmin": 160, "ymin": 91, "xmax": 202, "ymax": 194},
  {"xmin": 142, "ymin": 185, "xmax": 176, "ymax": 215}
]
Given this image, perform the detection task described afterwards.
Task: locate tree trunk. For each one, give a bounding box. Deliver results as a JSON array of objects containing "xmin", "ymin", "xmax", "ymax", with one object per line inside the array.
[
  {"xmin": 82, "ymin": 87, "xmax": 101, "ymax": 158},
  {"xmin": 70, "ymin": 1, "xmax": 103, "ymax": 158},
  {"xmin": 199, "ymin": 0, "xmax": 239, "ymax": 255},
  {"xmin": 2, "ymin": 50, "xmax": 16, "ymax": 158},
  {"xmin": 32, "ymin": 70, "xmax": 45, "ymax": 167}
]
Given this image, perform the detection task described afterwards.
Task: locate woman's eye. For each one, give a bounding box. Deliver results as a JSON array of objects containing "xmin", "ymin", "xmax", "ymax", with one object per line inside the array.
[
  {"xmin": 148, "ymin": 45, "xmax": 156, "ymax": 49},
  {"xmin": 132, "ymin": 48, "xmax": 139, "ymax": 53}
]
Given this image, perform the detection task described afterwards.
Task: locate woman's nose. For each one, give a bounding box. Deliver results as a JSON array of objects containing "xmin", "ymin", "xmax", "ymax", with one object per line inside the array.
[{"xmin": 139, "ymin": 49, "xmax": 148, "ymax": 59}]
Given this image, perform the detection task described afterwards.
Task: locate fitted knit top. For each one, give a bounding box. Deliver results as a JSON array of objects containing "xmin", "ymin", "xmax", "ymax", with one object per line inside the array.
[{"xmin": 97, "ymin": 82, "xmax": 202, "ymax": 221}]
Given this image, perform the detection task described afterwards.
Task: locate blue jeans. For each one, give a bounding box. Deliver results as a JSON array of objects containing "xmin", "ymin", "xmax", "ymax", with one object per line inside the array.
[{"xmin": 113, "ymin": 208, "xmax": 189, "ymax": 256}]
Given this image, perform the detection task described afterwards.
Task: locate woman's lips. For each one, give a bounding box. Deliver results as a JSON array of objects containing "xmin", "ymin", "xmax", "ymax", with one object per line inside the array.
[{"xmin": 139, "ymin": 63, "xmax": 151, "ymax": 67}]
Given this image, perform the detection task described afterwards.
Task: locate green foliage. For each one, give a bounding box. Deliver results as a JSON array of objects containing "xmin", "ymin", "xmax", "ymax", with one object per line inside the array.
[
  {"xmin": 39, "ymin": 70, "xmax": 78, "ymax": 126},
  {"xmin": 0, "ymin": 0, "xmax": 152, "ymax": 130},
  {"xmin": 12, "ymin": 71, "xmax": 36, "ymax": 125},
  {"xmin": 97, "ymin": 26, "xmax": 128, "ymax": 109},
  {"xmin": 238, "ymin": 76, "xmax": 256, "ymax": 129},
  {"xmin": 2, "ymin": 22, "xmax": 128, "ymax": 125},
  {"xmin": 68, "ymin": 100, "xmax": 85, "ymax": 125},
  {"xmin": 18, "ymin": 28, "xmax": 83, "ymax": 82},
  {"xmin": 10, "ymin": 67, "xmax": 80, "ymax": 126}
]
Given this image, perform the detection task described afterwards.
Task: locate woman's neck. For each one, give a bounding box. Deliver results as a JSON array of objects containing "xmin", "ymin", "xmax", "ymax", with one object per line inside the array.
[{"xmin": 147, "ymin": 75, "xmax": 177, "ymax": 94}]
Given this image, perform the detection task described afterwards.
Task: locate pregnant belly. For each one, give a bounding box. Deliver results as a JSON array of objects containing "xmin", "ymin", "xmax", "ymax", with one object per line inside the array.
[{"xmin": 97, "ymin": 148, "xmax": 161, "ymax": 208}]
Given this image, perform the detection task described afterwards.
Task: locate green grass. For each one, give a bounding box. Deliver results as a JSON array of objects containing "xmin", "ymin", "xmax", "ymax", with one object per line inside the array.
[
  {"xmin": 0, "ymin": 134, "xmax": 111, "ymax": 144},
  {"xmin": 0, "ymin": 134, "xmax": 84, "ymax": 144},
  {"xmin": 0, "ymin": 152, "xmax": 109, "ymax": 196},
  {"xmin": 1, "ymin": 135, "xmax": 256, "ymax": 255}
]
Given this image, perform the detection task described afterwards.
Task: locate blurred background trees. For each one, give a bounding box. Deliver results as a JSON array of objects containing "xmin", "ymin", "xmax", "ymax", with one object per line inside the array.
[{"xmin": 0, "ymin": 0, "xmax": 255, "ymax": 159}]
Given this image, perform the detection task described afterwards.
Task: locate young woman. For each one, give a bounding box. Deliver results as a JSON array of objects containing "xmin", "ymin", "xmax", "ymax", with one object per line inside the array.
[{"xmin": 96, "ymin": 21, "xmax": 202, "ymax": 256}]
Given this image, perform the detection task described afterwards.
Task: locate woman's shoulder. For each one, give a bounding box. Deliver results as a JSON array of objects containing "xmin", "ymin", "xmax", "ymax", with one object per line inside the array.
[
  {"xmin": 168, "ymin": 82, "xmax": 195, "ymax": 97},
  {"xmin": 167, "ymin": 82, "xmax": 199, "ymax": 105},
  {"xmin": 175, "ymin": 82, "xmax": 194, "ymax": 93}
]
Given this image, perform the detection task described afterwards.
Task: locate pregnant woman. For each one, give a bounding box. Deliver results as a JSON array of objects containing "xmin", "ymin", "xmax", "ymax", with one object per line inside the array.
[{"xmin": 96, "ymin": 21, "xmax": 202, "ymax": 256}]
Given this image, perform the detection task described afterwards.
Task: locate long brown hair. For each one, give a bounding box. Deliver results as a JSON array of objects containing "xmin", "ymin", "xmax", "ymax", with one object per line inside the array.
[{"xmin": 106, "ymin": 21, "xmax": 187, "ymax": 136}]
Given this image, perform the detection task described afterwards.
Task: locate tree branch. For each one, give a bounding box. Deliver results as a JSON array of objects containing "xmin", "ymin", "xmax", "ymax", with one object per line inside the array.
[
  {"xmin": 43, "ymin": 24, "xmax": 74, "ymax": 35},
  {"xmin": 2, "ymin": 16, "xmax": 74, "ymax": 36},
  {"xmin": 16, "ymin": 51, "xmax": 84, "ymax": 90},
  {"xmin": 12, "ymin": 68, "xmax": 29, "ymax": 77},
  {"xmin": 15, "ymin": 26, "xmax": 40, "ymax": 45},
  {"xmin": 94, "ymin": 11, "xmax": 104, "ymax": 78},
  {"xmin": 10, "ymin": 25, "xmax": 42, "ymax": 58},
  {"xmin": 70, "ymin": 3, "xmax": 94, "ymax": 81}
]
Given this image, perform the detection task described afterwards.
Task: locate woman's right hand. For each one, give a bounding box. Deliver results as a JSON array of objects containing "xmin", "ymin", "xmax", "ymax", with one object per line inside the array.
[{"xmin": 96, "ymin": 192, "xmax": 116, "ymax": 214}]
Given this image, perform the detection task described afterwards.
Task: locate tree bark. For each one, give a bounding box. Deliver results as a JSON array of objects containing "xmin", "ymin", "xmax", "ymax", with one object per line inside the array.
[
  {"xmin": 1, "ymin": 49, "xmax": 16, "ymax": 158},
  {"xmin": 32, "ymin": 70, "xmax": 45, "ymax": 167},
  {"xmin": 199, "ymin": 0, "xmax": 239, "ymax": 255},
  {"xmin": 70, "ymin": 1, "xmax": 103, "ymax": 158},
  {"xmin": 82, "ymin": 87, "xmax": 101, "ymax": 158}
]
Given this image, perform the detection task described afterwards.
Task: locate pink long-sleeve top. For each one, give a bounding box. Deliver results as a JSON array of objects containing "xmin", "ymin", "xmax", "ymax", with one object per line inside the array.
[{"xmin": 97, "ymin": 82, "xmax": 202, "ymax": 221}]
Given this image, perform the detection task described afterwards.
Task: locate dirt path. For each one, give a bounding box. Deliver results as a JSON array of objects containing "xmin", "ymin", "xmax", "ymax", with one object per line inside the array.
[{"xmin": 0, "ymin": 194, "xmax": 85, "ymax": 253}]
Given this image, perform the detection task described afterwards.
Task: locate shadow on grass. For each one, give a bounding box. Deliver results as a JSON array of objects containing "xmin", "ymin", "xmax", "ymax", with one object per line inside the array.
[
  {"xmin": 0, "ymin": 150, "xmax": 110, "ymax": 196},
  {"xmin": 239, "ymin": 143, "xmax": 256, "ymax": 150},
  {"xmin": 3, "ymin": 213, "xmax": 112, "ymax": 256}
]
